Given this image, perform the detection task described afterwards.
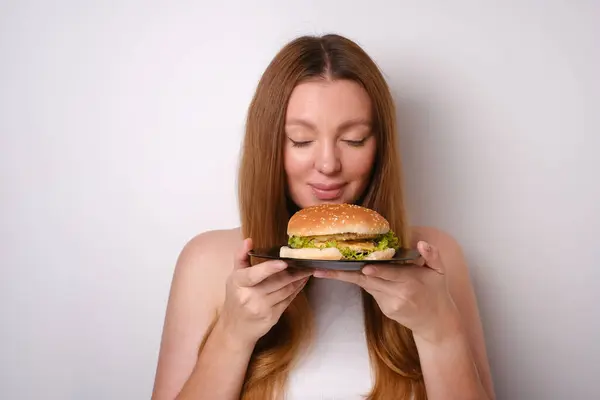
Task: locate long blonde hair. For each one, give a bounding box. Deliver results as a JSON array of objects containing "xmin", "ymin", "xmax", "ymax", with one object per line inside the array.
[{"xmin": 208, "ymin": 33, "xmax": 426, "ymax": 399}]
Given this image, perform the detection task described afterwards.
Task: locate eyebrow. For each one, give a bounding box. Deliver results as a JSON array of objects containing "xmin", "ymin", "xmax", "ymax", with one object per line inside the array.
[{"xmin": 285, "ymin": 117, "xmax": 372, "ymax": 131}]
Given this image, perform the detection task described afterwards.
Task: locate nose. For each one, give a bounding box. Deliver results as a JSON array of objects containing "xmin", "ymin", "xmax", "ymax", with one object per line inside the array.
[{"xmin": 315, "ymin": 140, "xmax": 341, "ymax": 175}]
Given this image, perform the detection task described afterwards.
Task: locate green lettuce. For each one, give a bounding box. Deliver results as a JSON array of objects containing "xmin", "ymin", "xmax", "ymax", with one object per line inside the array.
[
  {"xmin": 287, "ymin": 235, "xmax": 317, "ymax": 249},
  {"xmin": 374, "ymin": 230, "xmax": 400, "ymax": 251},
  {"xmin": 339, "ymin": 247, "xmax": 369, "ymax": 260},
  {"xmin": 288, "ymin": 230, "xmax": 400, "ymax": 260}
]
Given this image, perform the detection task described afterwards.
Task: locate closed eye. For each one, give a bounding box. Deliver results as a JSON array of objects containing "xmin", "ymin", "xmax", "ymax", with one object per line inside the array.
[
  {"xmin": 288, "ymin": 138, "xmax": 312, "ymax": 147},
  {"xmin": 343, "ymin": 138, "xmax": 367, "ymax": 147}
]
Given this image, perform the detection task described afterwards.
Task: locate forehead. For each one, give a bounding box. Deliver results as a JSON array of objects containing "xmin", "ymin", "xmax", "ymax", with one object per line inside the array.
[{"xmin": 286, "ymin": 79, "xmax": 372, "ymax": 122}]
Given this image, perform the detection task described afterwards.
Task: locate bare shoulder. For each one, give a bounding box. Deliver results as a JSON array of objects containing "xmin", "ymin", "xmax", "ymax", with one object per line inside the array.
[
  {"xmin": 180, "ymin": 227, "xmax": 243, "ymax": 260},
  {"xmin": 177, "ymin": 228, "xmax": 243, "ymax": 278},
  {"xmin": 172, "ymin": 227, "xmax": 242, "ymax": 306},
  {"xmin": 151, "ymin": 227, "xmax": 242, "ymax": 400},
  {"xmin": 410, "ymin": 226, "xmax": 496, "ymax": 399}
]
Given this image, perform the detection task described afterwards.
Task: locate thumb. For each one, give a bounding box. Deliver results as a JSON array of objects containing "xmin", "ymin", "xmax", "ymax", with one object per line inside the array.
[
  {"xmin": 234, "ymin": 238, "xmax": 253, "ymax": 269},
  {"xmin": 417, "ymin": 241, "xmax": 444, "ymax": 274}
]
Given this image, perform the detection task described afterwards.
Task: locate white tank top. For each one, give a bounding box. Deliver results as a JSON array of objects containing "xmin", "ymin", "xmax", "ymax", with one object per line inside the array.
[{"xmin": 286, "ymin": 278, "xmax": 374, "ymax": 399}]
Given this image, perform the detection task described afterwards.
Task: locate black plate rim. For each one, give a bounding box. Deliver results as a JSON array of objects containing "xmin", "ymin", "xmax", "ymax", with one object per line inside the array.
[{"xmin": 248, "ymin": 246, "xmax": 421, "ymax": 265}]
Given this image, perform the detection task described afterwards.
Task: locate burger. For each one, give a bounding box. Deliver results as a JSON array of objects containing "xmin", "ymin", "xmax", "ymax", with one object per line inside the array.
[{"xmin": 279, "ymin": 203, "xmax": 400, "ymax": 260}]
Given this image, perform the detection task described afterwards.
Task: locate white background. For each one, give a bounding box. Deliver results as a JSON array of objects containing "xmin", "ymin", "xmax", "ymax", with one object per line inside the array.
[{"xmin": 1, "ymin": 1, "xmax": 598, "ymax": 399}]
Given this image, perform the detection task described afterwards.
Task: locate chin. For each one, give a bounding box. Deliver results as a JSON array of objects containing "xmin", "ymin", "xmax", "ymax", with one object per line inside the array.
[
  {"xmin": 314, "ymin": 198, "xmax": 347, "ymax": 205},
  {"xmin": 304, "ymin": 198, "xmax": 353, "ymax": 209}
]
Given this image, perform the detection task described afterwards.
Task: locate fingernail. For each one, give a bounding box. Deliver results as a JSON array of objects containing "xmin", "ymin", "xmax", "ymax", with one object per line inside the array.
[
  {"xmin": 362, "ymin": 266, "xmax": 376, "ymax": 275},
  {"xmin": 420, "ymin": 241, "xmax": 431, "ymax": 252},
  {"xmin": 275, "ymin": 261, "xmax": 287, "ymax": 269},
  {"xmin": 313, "ymin": 270, "xmax": 328, "ymax": 278}
]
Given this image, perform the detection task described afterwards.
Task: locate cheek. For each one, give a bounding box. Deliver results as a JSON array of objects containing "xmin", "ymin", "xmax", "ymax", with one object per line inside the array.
[
  {"xmin": 342, "ymin": 145, "xmax": 376, "ymax": 180},
  {"xmin": 284, "ymin": 147, "xmax": 312, "ymax": 182}
]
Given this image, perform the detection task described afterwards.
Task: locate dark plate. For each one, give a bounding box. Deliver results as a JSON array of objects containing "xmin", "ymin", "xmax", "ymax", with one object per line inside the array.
[{"xmin": 248, "ymin": 246, "xmax": 422, "ymax": 271}]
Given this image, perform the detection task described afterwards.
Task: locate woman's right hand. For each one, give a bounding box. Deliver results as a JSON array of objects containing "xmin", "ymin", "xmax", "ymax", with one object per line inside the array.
[{"xmin": 216, "ymin": 238, "xmax": 312, "ymax": 348}]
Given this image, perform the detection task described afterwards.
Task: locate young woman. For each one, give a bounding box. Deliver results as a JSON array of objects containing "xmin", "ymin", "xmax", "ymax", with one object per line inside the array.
[{"xmin": 152, "ymin": 33, "xmax": 495, "ymax": 400}]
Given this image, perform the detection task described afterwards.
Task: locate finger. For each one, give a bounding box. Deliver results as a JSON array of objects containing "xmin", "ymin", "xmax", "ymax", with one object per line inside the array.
[
  {"xmin": 235, "ymin": 260, "xmax": 288, "ymax": 287},
  {"xmin": 417, "ymin": 241, "xmax": 445, "ymax": 274},
  {"xmin": 268, "ymin": 277, "xmax": 309, "ymax": 305},
  {"xmin": 313, "ymin": 269, "xmax": 380, "ymax": 292},
  {"xmin": 412, "ymin": 256, "xmax": 426, "ymax": 267},
  {"xmin": 272, "ymin": 277, "xmax": 309, "ymax": 312},
  {"xmin": 361, "ymin": 264, "xmax": 410, "ymax": 282},
  {"xmin": 234, "ymin": 238, "xmax": 253, "ymax": 270},
  {"xmin": 258, "ymin": 268, "xmax": 313, "ymax": 294}
]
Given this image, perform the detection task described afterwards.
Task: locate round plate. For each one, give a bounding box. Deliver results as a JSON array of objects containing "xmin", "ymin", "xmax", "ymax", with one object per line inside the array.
[{"xmin": 248, "ymin": 246, "xmax": 422, "ymax": 271}]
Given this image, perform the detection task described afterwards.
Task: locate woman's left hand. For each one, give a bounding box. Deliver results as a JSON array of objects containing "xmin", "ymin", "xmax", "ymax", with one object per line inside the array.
[{"xmin": 313, "ymin": 240, "xmax": 461, "ymax": 343}]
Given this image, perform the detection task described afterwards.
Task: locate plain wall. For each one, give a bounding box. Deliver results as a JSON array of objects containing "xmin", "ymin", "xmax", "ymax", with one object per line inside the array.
[{"xmin": 1, "ymin": 1, "xmax": 598, "ymax": 399}]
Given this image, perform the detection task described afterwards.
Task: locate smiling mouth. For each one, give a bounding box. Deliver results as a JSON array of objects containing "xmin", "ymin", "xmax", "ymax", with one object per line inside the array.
[{"xmin": 309, "ymin": 183, "xmax": 346, "ymax": 200}]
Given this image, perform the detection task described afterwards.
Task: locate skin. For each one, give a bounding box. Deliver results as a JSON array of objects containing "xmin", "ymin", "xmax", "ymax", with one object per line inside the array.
[
  {"xmin": 151, "ymin": 79, "xmax": 496, "ymax": 400},
  {"xmin": 284, "ymin": 78, "xmax": 376, "ymax": 206}
]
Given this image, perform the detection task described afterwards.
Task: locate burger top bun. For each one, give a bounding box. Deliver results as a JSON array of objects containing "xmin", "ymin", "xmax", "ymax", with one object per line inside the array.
[{"xmin": 287, "ymin": 203, "xmax": 390, "ymax": 237}]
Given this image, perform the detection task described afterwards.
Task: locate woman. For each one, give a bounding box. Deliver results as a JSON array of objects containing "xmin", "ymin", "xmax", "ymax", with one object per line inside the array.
[{"xmin": 152, "ymin": 33, "xmax": 495, "ymax": 400}]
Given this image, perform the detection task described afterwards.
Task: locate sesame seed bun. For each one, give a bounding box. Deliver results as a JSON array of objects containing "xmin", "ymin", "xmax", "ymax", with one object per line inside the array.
[{"xmin": 286, "ymin": 203, "xmax": 390, "ymax": 237}]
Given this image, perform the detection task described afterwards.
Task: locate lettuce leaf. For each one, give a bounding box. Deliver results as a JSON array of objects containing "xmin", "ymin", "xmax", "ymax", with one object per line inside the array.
[
  {"xmin": 288, "ymin": 236, "xmax": 317, "ymax": 248},
  {"xmin": 374, "ymin": 230, "xmax": 400, "ymax": 251},
  {"xmin": 288, "ymin": 230, "xmax": 400, "ymax": 260},
  {"xmin": 339, "ymin": 247, "xmax": 369, "ymax": 260}
]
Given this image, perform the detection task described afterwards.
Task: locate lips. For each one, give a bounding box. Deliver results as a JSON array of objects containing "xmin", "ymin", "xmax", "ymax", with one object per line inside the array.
[
  {"xmin": 309, "ymin": 182, "xmax": 346, "ymax": 200},
  {"xmin": 310, "ymin": 182, "xmax": 345, "ymax": 190}
]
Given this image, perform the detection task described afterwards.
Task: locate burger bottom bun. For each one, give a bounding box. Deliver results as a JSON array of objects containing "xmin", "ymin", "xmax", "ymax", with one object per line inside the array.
[
  {"xmin": 364, "ymin": 248, "xmax": 396, "ymax": 260},
  {"xmin": 279, "ymin": 246, "xmax": 343, "ymax": 260},
  {"xmin": 278, "ymin": 246, "xmax": 396, "ymax": 261}
]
